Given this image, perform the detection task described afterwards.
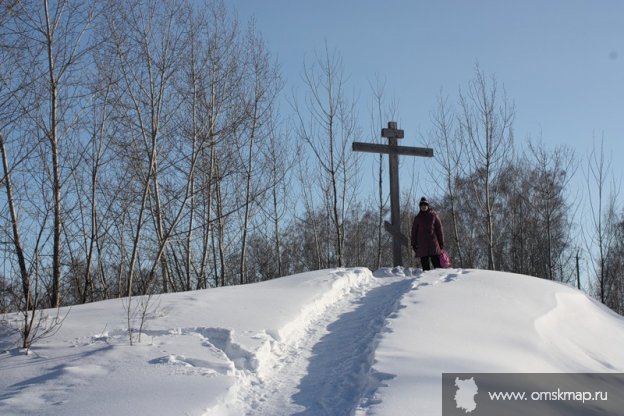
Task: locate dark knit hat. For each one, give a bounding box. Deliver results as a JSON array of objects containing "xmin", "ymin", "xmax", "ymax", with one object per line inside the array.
[{"xmin": 419, "ymin": 197, "xmax": 429, "ymax": 206}]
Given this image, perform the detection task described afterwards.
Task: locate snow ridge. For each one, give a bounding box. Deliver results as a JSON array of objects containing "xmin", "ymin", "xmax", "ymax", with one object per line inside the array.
[
  {"xmin": 4, "ymin": 268, "xmax": 624, "ymax": 416},
  {"xmin": 148, "ymin": 327, "xmax": 257, "ymax": 376}
]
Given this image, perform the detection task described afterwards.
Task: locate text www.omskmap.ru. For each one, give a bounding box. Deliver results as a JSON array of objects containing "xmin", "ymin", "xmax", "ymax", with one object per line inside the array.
[{"xmin": 489, "ymin": 389, "xmax": 608, "ymax": 404}]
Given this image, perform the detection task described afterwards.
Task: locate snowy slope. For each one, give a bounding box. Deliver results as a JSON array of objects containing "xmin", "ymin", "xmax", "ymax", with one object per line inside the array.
[{"xmin": 1, "ymin": 267, "xmax": 624, "ymax": 416}]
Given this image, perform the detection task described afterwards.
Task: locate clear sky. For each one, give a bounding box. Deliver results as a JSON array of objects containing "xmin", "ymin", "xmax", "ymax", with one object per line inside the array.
[{"xmin": 231, "ymin": 0, "xmax": 624, "ymax": 201}]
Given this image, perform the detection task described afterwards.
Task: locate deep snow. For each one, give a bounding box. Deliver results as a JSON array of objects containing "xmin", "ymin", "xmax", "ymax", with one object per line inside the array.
[{"xmin": 1, "ymin": 267, "xmax": 624, "ymax": 415}]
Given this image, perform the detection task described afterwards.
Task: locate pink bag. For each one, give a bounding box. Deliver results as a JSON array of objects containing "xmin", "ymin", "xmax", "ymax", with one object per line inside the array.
[{"xmin": 440, "ymin": 249, "xmax": 452, "ymax": 268}]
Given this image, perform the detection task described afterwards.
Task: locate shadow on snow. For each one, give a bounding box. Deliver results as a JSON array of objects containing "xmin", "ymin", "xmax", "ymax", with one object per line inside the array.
[{"xmin": 292, "ymin": 278, "xmax": 415, "ymax": 416}]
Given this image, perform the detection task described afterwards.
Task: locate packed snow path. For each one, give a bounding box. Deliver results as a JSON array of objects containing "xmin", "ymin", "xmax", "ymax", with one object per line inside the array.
[{"xmin": 204, "ymin": 269, "xmax": 418, "ymax": 416}]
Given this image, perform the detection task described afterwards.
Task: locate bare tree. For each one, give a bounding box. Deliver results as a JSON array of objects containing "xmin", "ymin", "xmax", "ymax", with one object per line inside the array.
[
  {"xmin": 0, "ymin": 134, "xmax": 31, "ymax": 312},
  {"xmin": 101, "ymin": 0, "xmax": 192, "ymax": 296},
  {"xmin": 429, "ymin": 93, "xmax": 466, "ymax": 267},
  {"xmin": 267, "ymin": 127, "xmax": 287, "ymax": 278},
  {"xmin": 0, "ymin": 0, "xmax": 98, "ymax": 308},
  {"xmin": 527, "ymin": 140, "xmax": 575, "ymax": 280},
  {"xmin": 295, "ymin": 152, "xmax": 325, "ymax": 270},
  {"xmin": 31, "ymin": 0, "xmax": 95, "ymax": 307},
  {"xmin": 0, "ymin": 1, "xmax": 83, "ymax": 348},
  {"xmin": 0, "ymin": 0, "xmax": 298, "ymax": 315},
  {"xmin": 602, "ymin": 214, "xmax": 624, "ymax": 314},
  {"xmin": 584, "ymin": 136, "xmax": 620, "ymax": 305},
  {"xmin": 180, "ymin": 2, "xmax": 238, "ymax": 289},
  {"xmin": 0, "ymin": 2, "xmax": 33, "ymax": 311},
  {"xmin": 458, "ymin": 65, "xmax": 515, "ymax": 270},
  {"xmin": 367, "ymin": 77, "xmax": 399, "ymax": 269},
  {"xmin": 259, "ymin": 118, "xmax": 293, "ymax": 279},
  {"xmin": 293, "ymin": 44, "xmax": 359, "ymax": 268},
  {"xmin": 188, "ymin": 1, "xmax": 252, "ymax": 288},
  {"xmin": 236, "ymin": 24, "xmax": 282, "ymax": 285},
  {"xmin": 61, "ymin": 43, "xmax": 123, "ymax": 303},
  {"xmin": 1, "ymin": 131, "xmax": 68, "ymax": 351}
]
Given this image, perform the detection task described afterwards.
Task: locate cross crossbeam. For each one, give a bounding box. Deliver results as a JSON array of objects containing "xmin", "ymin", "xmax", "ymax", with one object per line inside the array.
[
  {"xmin": 352, "ymin": 121, "xmax": 433, "ymax": 266},
  {"xmin": 352, "ymin": 142, "xmax": 433, "ymax": 157}
]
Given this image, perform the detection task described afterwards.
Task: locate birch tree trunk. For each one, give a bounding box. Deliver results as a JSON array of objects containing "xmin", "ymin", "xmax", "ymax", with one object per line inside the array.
[
  {"xmin": 0, "ymin": 134, "xmax": 31, "ymax": 308},
  {"xmin": 43, "ymin": 1, "xmax": 63, "ymax": 305},
  {"xmin": 39, "ymin": 0, "xmax": 95, "ymax": 306}
]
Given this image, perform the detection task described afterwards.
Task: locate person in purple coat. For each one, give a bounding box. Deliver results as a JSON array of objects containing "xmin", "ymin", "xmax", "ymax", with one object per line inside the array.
[{"xmin": 411, "ymin": 197, "xmax": 445, "ymax": 271}]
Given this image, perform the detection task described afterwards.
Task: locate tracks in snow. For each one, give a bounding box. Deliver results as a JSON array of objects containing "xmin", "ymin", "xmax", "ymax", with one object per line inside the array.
[
  {"xmin": 204, "ymin": 270, "xmax": 416, "ymax": 416},
  {"xmin": 291, "ymin": 278, "xmax": 415, "ymax": 415}
]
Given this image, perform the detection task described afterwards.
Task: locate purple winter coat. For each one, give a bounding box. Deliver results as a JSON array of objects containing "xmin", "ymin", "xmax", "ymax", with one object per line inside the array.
[{"xmin": 410, "ymin": 209, "xmax": 444, "ymax": 257}]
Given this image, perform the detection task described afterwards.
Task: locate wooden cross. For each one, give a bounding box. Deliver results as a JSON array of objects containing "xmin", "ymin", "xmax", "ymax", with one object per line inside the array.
[{"xmin": 352, "ymin": 121, "xmax": 433, "ymax": 266}]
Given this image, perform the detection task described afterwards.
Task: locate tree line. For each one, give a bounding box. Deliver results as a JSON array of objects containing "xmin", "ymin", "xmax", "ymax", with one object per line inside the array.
[{"xmin": 1, "ymin": 0, "xmax": 622, "ymax": 321}]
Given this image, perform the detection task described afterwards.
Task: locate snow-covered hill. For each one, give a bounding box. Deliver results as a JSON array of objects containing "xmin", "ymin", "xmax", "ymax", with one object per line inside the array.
[{"xmin": 1, "ymin": 268, "xmax": 624, "ymax": 415}]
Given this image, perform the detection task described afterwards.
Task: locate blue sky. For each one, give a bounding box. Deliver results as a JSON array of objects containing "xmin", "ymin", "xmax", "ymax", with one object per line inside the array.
[{"xmin": 231, "ymin": 0, "xmax": 624, "ymax": 201}]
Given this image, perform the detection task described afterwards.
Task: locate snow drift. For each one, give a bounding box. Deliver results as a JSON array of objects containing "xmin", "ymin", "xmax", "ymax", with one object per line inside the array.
[{"xmin": 1, "ymin": 267, "xmax": 623, "ymax": 416}]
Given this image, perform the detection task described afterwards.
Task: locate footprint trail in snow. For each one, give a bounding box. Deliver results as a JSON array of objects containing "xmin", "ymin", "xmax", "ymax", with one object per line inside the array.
[{"xmin": 203, "ymin": 269, "xmax": 419, "ymax": 416}]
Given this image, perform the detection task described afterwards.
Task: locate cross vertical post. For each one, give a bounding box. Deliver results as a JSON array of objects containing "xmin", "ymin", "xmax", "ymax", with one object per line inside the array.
[
  {"xmin": 385, "ymin": 123, "xmax": 403, "ymax": 266},
  {"xmin": 352, "ymin": 121, "xmax": 433, "ymax": 267}
]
